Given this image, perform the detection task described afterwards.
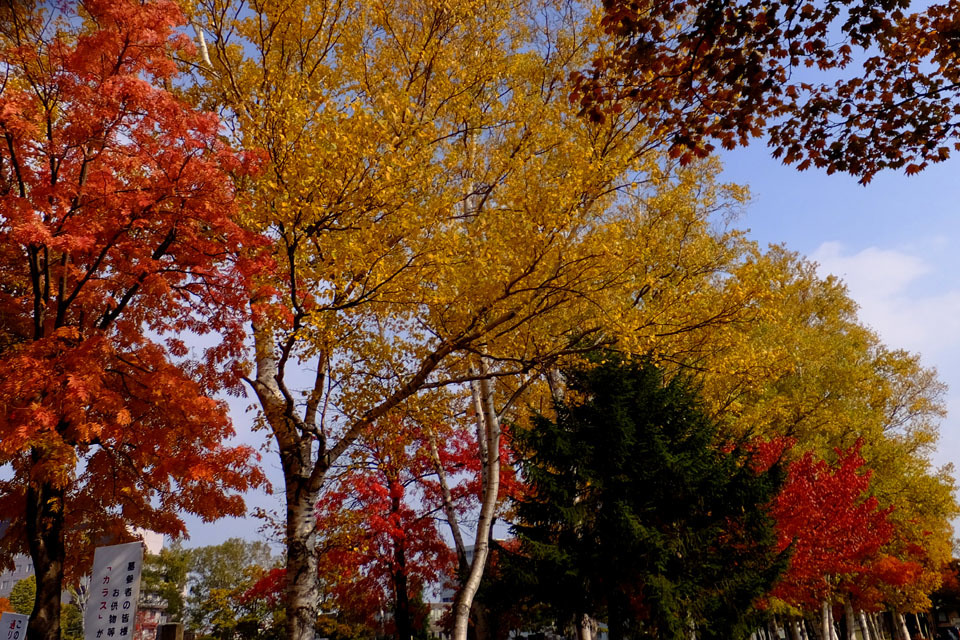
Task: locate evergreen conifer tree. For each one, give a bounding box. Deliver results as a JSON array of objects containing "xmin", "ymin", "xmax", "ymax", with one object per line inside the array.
[{"xmin": 509, "ymin": 358, "xmax": 787, "ymax": 640}]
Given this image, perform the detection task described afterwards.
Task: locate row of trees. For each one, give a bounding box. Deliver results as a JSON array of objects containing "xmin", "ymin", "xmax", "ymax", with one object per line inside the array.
[
  {"xmin": 1, "ymin": 0, "xmax": 959, "ymax": 639},
  {"xmin": 140, "ymin": 540, "xmax": 283, "ymax": 640}
]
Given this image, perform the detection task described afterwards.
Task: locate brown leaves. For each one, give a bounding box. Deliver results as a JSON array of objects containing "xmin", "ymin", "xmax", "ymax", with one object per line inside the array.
[{"xmin": 579, "ymin": 0, "xmax": 960, "ymax": 182}]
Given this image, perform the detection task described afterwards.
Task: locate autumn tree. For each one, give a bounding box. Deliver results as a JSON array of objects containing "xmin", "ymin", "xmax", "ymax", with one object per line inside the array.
[
  {"xmin": 768, "ymin": 444, "xmax": 894, "ymax": 618},
  {"xmin": 179, "ymin": 0, "xmax": 775, "ymax": 638},
  {"xmin": 575, "ymin": 0, "xmax": 960, "ymax": 181},
  {"xmin": 312, "ymin": 413, "xmax": 463, "ymax": 640},
  {"xmin": 0, "ymin": 3, "xmax": 265, "ymax": 640}
]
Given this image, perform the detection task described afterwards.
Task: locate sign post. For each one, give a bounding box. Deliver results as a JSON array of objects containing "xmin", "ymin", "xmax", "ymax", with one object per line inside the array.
[
  {"xmin": 83, "ymin": 542, "xmax": 144, "ymax": 640},
  {"xmin": 0, "ymin": 612, "xmax": 28, "ymax": 640}
]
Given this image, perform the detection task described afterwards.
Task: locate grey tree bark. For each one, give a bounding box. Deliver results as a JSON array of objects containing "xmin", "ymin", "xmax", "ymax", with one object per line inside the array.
[{"xmin": 845, "ymin": 601, "xmax": 858, "ymax": 640}]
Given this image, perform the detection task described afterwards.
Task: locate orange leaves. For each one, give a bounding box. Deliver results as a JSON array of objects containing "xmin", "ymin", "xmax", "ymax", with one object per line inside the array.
[{"xmin": 0, "ymin": 0, "xmax": 265, "ymax": 577}]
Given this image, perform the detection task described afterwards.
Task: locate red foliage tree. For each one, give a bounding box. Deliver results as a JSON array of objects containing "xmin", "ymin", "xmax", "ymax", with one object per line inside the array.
[
  {"xmin": 312, "ymin": 416, "xmax": 462, "ymax": 640},
  {"xmin": 0, "ymin": 2, "xmax": 264, "ymax": 639},
  {"xmin": 769, "ymin": 443, "xmax": 894, "ymax": 609}
]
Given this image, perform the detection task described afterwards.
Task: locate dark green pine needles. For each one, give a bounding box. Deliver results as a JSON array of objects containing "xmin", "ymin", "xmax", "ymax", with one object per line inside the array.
[{"xmin": 506, "ymin": 357, "xmax": 788, "ymax": 640}]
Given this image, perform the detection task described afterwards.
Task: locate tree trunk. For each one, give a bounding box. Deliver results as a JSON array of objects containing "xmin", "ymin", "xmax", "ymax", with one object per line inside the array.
[
  {"xmin": 251, "ymin": 319, "xmax": 322, "ymax": 640},
  {"xmin": 283, "ymin": 471, "xmax": 320, "ymax": 640},
  {"xmin": 869, "ymin": 613, "xmax": 884, "ymax": 640},
  {"xmin": 790, "ymin": 619, "xmax": 803, "ymax": 640},
  {"xmin": 858, "ymin": 610, "xmax": 873, "ymax": 640},
  {"xmin": 427, "ymin": 432, "xmax": 469, "ymax": 576},
  {"xmin": 387, "ymin": 478, "xmax": 413, "ymax": 640},
  {"xmin": 806, "ymin": 611, "xmax": 824, "ymax": 640},
  {"xmin": 821, "ymin": 602, "xmax": 840, "ymax": 640},
  {"xmin": 26, "ymin": 449, "xmax": 65, "ymax": 640},
  {"xmin": 392, "ymin": 541, "xmax": 411, "ymax": 640},
  {"xmin": 895, "ymin": 612, "xmax": 910, "ymax": 640},
  {"xmin": 845, "ymin": 601, "xmax": 858, "ymax": 640},
  {"xmin": 451, "ymin": 368, "xmax": 501, "ymax": 640}
]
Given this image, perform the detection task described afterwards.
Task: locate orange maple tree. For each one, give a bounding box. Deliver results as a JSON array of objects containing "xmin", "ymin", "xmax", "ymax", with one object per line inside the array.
[{"xmin": 0, "ymin": 2, "xmax": 264, "ymax": 640}]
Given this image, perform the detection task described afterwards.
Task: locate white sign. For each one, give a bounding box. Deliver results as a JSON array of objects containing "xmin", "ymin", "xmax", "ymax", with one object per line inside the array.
[
  {"xmin": 0, "ymin": 613, "xmax": 28, "ymax": 640},
  {"xmin": 83, "ymin": 542, "xmax": 144, "ymax": 640}
]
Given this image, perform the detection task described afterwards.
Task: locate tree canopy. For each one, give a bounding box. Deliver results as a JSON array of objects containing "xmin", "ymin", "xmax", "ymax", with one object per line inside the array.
[
  {"xmin": 576, "ymin": 0, "xmax": 960, "ymax": 181},
  {"xmin": 0, "ymin": 2, "xmax": 264, "ymax": 638},
  {"xmin": 0, "ymin": 1, "xmax": 957, "ymax": 640}
]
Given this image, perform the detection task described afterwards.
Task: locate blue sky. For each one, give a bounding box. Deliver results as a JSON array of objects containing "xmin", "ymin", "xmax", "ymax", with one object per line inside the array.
[
  {"xmin": 722, "ymin": 145, "xmax": 960, "ymax": 475},
  {"xmin": 178, "ymin": 143, "xmax": 960, "ymax": 548}
]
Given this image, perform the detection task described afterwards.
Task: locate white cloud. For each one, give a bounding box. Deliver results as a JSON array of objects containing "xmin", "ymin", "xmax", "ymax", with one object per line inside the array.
[
  {"xmin": 809, "ymin": 242, "xmax": 960, "ymax": 470},
  {"xmin": 810, "ymin": 241, "xmax": 960, "ymax": 355}
]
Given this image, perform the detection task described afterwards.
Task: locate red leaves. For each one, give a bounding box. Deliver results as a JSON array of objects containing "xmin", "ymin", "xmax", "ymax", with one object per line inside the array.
[
  {"xmin": 768, "ymin": 442, "xmax": 894, "ymax": 608},
  {"xmin": 0, "ymin": 0, "xmax": 264, "ymax": 571},
  {"xmin": 239, "ymin": 567, "xmax": 287, "ymax": 609}
]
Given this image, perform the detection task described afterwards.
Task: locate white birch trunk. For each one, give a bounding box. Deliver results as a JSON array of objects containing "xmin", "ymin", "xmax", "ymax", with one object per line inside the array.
[
  {"xmin": 249, "ymin": 322, "xmax": 318, "ymax": 640},
  {"xmin": 452, "ymin": 365, "xmax": 501, "ymax": 640},
  {"xmin": 872, "ymin": 613, "xmax": 886, "ymax": 640},
  {"xmin": 858, "ymin": 611, "xmax": 873, "ymax": 640},
  {"xmin": 285, "ymin": 483, "xmax": 320, "ymax": 640},
  {"xmin": 790, "ymin": 619, "xmax": 803, "ymax": 640},
  {"xmin": 845, "ymin": 601, "xmax": 858, "ymax": 640},
  {"xmin": 825, "ymin": 602, "xmax": 835, "ymax": 640},
  {"xmin": 427, "ymin": 433, "xmax": 469, "ymax": 573},
  {"xmin": 896, "ymin": 612, "xmax": 911, "ymax": 640}
]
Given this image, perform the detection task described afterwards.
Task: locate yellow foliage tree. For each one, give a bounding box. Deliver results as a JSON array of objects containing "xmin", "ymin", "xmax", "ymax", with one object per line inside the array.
[
  {"xmin": 177, "ymin": 0, "xmax": 780, "ymax": 637},
  {"xmin": 176, "ymin": 1, "xmax": 957, "ymax": 637}
]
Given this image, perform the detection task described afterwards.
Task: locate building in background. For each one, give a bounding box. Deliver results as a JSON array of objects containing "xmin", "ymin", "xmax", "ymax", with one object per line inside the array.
[{"xmin": 0, "ymin": 556, "xmax": 33, "ymax": 600}]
